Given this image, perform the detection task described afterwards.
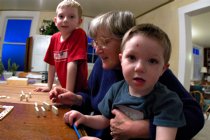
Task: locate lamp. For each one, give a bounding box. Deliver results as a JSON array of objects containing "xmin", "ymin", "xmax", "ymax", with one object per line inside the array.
[
  {"xmin": 201, "ymin": 67, "xmax": 207, "ymax": 73},
  {"xmin": 201, "ymin": 66, "xmax": 207, "ymax": 81}
]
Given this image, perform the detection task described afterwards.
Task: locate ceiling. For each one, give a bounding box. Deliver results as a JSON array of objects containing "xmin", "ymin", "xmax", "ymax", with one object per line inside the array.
[
  {"xmin": 191, "ymin": 11, "xmax": 210, "ymax": 48},
  {"xmin": 0, "ymin": 0, "xmax": 209, "ymax": 47},
  {"xmin": 0, "ymin": 0, "xmax": 173, "ymax": 17}
]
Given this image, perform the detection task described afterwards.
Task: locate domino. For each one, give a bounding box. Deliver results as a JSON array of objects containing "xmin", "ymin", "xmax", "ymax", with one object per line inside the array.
[
  {"xmin": 43, "ymin": 102, "xmax": 51, "ymax": 111},
  {"xmin": 34, "ymin": 102, "xmax": 38, "ymax": 107},
  {"xmin": 0, "ymin": 95, "xmax": 7, "ymax": 99},
  {"xmin": 41, "ymin": 106, "xmax": 46, "ymax": 117},
  {"xmin": 34, "ymin": 106, "xmax": 40, "ymax": 117},
  {"xmin": 52, "ymin": 105, "xmax": 58, "ymax": 115},
  {"xmin": 21, "ymin": 90, "xmax": 25, "ymax": 95},
  {"xmin": 29, "ymin": 92, "xmax": 32, "ymax": 98},
  {"xmin": 20, "ymin": 94, "xmax": 24, "ymax": 101},
  {"xmin": 25, "ymin": 94, "xmax": 29, "ymax": 102}
]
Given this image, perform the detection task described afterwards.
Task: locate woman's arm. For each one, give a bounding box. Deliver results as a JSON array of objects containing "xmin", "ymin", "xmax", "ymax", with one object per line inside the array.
[
  {"xmin": 110, "ymin": 109, "xmax": 149, "ymax": 139},
  {"xmin": 158, "ymin": 69, "xmax": 205, "ymax": 139}
]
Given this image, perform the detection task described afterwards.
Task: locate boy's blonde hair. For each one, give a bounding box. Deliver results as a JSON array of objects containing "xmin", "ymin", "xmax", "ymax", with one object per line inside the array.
[
  {"xmin": 56, "ymin": 0, "xmax": 82, "ymax": 18},
  {"xmin": 121, "ymin": 24, "xmax": 171, "ymax": 64}
]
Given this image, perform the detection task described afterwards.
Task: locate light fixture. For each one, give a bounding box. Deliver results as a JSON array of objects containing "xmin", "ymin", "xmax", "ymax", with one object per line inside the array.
[
  {"xmin": 201, "ymin": 66, "xmax": 207, "ymax": 82},
  {"xmin": 200, "ymin": 67, "xmax": 207, "ymax": 73}
]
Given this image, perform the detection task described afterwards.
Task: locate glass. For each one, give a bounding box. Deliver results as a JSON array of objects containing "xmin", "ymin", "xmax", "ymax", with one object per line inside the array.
[{"xmin": 91, "ymin": 37, "xmax": 120, "ymax": 49}]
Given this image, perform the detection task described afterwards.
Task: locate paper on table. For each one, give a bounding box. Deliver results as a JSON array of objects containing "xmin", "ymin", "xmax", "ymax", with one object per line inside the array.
[{"xmin": 26, "ymin": 73, "xmax": 42, "ymax": 79}]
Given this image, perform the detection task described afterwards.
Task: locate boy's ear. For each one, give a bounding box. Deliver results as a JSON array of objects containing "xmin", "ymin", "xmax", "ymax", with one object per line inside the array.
[
  {"xmin": 161, "ymin": 63, "xmax": 170, "ymax": 75},
  {"xmin": 119, "ymin": 53, "xmax": 122, "ymax": 62},
  {"xmin": 78, "ymin": 18, "xmax": 83, "ymax": 25},
  {"xmin": 54, "ymin": 17, "xmax": 57, "ymax": 26}
]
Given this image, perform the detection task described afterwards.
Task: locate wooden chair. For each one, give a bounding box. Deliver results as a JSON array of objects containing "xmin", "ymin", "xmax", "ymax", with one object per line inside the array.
[{"xmin": 190, "ymin": 90, "xmax": 210, "ymax": 120}]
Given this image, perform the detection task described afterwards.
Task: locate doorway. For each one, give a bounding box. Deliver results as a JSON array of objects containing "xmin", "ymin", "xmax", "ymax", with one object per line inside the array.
[{"xmin": 178, "ymin": 0, "xmax": 210, "ymax": 90}]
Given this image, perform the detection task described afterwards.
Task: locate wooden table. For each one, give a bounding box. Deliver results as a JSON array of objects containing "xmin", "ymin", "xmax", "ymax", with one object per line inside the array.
[{"xmin": 0, "ymin": 83, "xmax": 80, "ymax": 140}]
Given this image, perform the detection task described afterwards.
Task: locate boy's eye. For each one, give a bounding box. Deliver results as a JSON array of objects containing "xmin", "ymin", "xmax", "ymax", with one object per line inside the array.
[
  {"xmin": 58, "ymin": 15, "xmax": 64, "ymax": 19},
  {"xmin": 127, "ymin": 55, "xmax": 136, "ymax": 61},
  {"xmin": 148, "ymin": 58, "xmax": 158, "ymax": 64},
  {"xmin": 69, "ymin": 15, "xmax": 75, "ymax": 19}
]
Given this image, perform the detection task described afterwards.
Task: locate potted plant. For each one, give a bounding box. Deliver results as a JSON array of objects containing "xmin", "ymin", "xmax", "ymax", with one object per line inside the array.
[
  {"xmin": 7, "ymin": 59, "xmax": 19, "ymax": 76},
  {"xmin": 3, "ymin": 59, "xmax": 19, "ymax": 79}
]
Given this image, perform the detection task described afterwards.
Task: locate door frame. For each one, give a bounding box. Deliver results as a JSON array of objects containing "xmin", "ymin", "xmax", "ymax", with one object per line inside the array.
[{"xmin": 178, "ymin": 0, "xmax": 210, "ymax": 90}]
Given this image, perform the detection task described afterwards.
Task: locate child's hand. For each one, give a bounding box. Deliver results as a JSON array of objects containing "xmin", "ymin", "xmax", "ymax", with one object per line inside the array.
[
  {"xmin": 34, "ymin": 87, "xmax": 51, "ymax": 92},
  {"xmin": 64, "ymin": 110, "xmax": 86, "ymax": 127}
]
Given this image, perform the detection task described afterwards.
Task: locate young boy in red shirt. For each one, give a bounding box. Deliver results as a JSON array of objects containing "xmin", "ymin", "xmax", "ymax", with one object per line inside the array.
[{"xmin": 35, "ymin": 0, "xmax": 88, "ymax": 94}]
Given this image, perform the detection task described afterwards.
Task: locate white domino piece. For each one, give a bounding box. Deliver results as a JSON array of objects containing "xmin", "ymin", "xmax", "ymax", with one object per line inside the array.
[
  {"xmin": 25, "ymin": 94, "xmax": 29, "ymax": 102},
  {"xmin": 41, "ymin": 106, "xmax": 46, "ymax": 117},
  {"xmin": 34, "ymin": 106, "xmax": 40, "ymax": 117},
  {"xmin": 34, "ymin": 102, "xmax": 38, "ymax": 107},
  {"xmin": 52, "ymin": 105, "xmax": 58, "ymax": 115},
  {"xmin": 29, "ymin": 92, "xmax": 32, "ymax": 98},
  {"xmin": 43, "ymin": 102, "xmax": 51, "ymax": 111},
  {"xmin": 20, "ymin": 94, "xmax": 24, "ymax": 101},
  {"xmin": 0, "ymin": 95, "xmax": 7, "ymax": 99},
  {"xmin": 0, "ymin": 105, "xmax": 14, "ymax": 120}
]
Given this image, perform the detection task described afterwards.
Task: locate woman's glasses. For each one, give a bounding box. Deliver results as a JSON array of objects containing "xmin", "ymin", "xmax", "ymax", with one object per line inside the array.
[{"xmin": 91, "ymin": 37, "xmax": 121, "ymax": 49}]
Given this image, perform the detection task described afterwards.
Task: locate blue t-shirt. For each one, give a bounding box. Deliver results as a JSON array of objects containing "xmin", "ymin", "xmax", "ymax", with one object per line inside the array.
[{"xmin": 98, "ymin": 80, "xmax": 186, "ymax": 127}]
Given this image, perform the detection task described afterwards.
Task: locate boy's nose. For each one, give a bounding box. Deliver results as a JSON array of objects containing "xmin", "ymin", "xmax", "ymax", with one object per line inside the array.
[
  {"xmin": 135, "ymin": 61, "xmax": 145, "ymax": 72},
  {"xmin": 63, "ymin": 17, "xmax": 68, "ymax": 22}
]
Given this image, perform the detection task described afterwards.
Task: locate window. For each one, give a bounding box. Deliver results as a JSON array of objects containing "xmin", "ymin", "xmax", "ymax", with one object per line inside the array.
[
  {"xmin": 0, "ymin": 11, "xmax": 39, "ymax": 71},
  {"xmin": 2, "ymin": 19, "xmax": 32, "ymax": 71},
  {"xmin": 87, "ymin": 37, "xmax": 97, "ymax": 63}
]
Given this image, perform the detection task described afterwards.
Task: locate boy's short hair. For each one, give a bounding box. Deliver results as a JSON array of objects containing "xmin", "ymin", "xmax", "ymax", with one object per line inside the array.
[
  {"xmin": 56, "ymin": 0, "xmax": 83, "ymax": 18},
  {"xmin": 121, "ymin": 24, "xmax": 171, "ymax": 64}
]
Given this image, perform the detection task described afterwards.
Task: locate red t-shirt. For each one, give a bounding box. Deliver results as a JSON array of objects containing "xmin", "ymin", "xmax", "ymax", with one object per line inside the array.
[{"xmin": 44, "ymin": 28, "xmax": 88, "ymax": 92}]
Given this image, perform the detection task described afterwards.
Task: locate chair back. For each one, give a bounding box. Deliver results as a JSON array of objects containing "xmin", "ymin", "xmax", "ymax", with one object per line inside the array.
[{"xmin": 191, "ymin": 90, "xmax": 204, "ymax": 109}]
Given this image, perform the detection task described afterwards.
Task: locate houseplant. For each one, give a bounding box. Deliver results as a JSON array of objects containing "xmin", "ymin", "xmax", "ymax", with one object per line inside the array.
[
  {"xmin": 7, "ymin": 59, "xmax": 19, "ymax": 76},
  {"xmin": 3, "ymin": 59, "xmax": 19, "ymax": 79},
  {"xmin": 39, "ymin": 20, "xmax": 59, "ymax": 35}
]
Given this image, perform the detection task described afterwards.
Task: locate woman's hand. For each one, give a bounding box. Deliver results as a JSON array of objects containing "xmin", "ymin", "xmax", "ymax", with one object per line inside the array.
[
  {"xmin": 110, "ymin": 109, "xmax": 150, "ymax": 140},
  {"xmin": 49, "ymin": 87, "xmax": 82, "ymax": 106},
  {"xmin": 34, "ymin": 86, "xmax": 51, "ymax": 92}
]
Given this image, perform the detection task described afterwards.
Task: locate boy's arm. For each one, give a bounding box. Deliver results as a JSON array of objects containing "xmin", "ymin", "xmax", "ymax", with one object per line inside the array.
[
  {"xmin": 66, "ymin": 61, "xmax": 77, "ymax": 91},
  {"xmin": 48, "ymin": 65, "xmax": 55, "ymax": 90},
  {"xmin": 64, "ymin": 111, "xmax": 109, "ymax": 130},
  {"xmin": 34, "ymin": 65, "xmax": 55, "ymax": 92},
  {"xmin": 84, "ymin": 115, "xmax": 110, "ymax": 130},
  {"xmin": 156, "ymin": 126, "xmax": 177, "ymax": 140}
]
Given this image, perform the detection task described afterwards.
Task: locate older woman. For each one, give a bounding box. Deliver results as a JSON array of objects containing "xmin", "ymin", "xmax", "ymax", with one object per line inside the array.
[{"xmin": 49, "ymin": 11, "xmax": 204, "ymax": 140}]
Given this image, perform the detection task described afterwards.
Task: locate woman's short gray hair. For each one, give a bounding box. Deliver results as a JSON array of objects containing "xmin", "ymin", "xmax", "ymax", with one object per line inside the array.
[{"xmin": 88, "ymin": 11, "xmax": 136, "ymax": 39}]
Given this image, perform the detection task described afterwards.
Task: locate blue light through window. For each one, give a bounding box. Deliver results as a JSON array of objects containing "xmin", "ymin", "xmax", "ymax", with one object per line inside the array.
[{"xmin": 2, "ymin": 19, "xmax": 32, "ymax": 71}]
